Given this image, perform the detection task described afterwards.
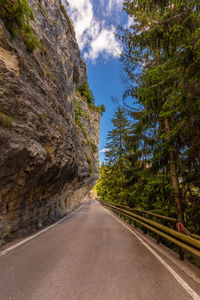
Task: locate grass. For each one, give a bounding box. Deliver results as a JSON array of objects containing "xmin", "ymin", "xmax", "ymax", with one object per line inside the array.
[
  {"xmin": 0, "ymin": 0, "xmax": 40, "ymax": 52},
  {"xmin": 74, "ymin": 99, "xmax": 83, "ymax": 122},
  {"xmin": 52, "ymin": 19, "xmax": 58, "ymax": 26},
  {"xmin": 76, "ymin": 119, "xmax": 98, "ymax": 155},
  {"xmin": 74, "ymin": 99, "xmax": 90, "ymax": 122},
  {"xmin": 74, "ymin": 101, "xmax": 98, "ymax": 155},
  {"xmin": 58, "ymin": 0, "xmax": 75, "ymax": 37},
  {"xmin": 37, "ymin": 2, "xmax": 47, "ymax": 16},
  {"xmin": 76, "ymin": 119, "xmax": 87, "ymax": 139},
  {"xmin": 85, "ymin": 152, "xmax": 93, "ymax": 176},
  {"xmin": 38, "ymin": 114, "xmax": 46, "ymax": 121},
  {"xmin": 44, "ymin": 146, "xmax": 54, "ymax": 160},
  {"xmin": 90, "ymin": 142, "xmax": 97, "ymax": 154},
  {"xmin": 0, "ymin": 112, "xmax": 16, "ymax": 127}
]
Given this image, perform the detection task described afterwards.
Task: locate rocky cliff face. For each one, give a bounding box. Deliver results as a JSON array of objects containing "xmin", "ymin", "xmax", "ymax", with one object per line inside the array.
[{"xmin": 0, "ymin": 0, "xmax": 101, "ymax": 245}]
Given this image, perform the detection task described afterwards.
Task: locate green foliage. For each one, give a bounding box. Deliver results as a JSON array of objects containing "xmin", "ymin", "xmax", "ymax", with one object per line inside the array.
[
  {"xmin": 74, "ymin": 103, "xmax": 98, "ymax": 155},
  {"xmin": 74, "ymin": 99, "xmax": 83, "ymax": 122},
  {"xmin": 85, "ymin": 152, "xmax": 93, "ymax": 175},
  {"xmin": 98, "ymin": 104, "xmax": 106, "ymax": 115},
  {"xmin": 0, "ymin": 112, "xmax": 16, "ymax": 128},
  {"xmin": 105, "ymin": 107, "xmax": 130, "ymax": 166},
  {"xmin": 96, "ymin": 0, "xmax": 200, "ymax": 267},
  {"xmin": 44, "ymin": 146, "xmax": 54, "ymax": 161},
  {"xmin": 95, "ymin": 107, "xmax": 131, "ymax": 204},
  {"xmin": 77, "ymin": 76, "xmax": 104, "ymax": 114},
  {"xmin": 74, "ymin": 99, "xmax": 91, "ymax": 122},
  {"xmin": 0, "ymin": 0, "xmax": 40, "ymax": 52},
  {"xmin": 90, "ymin": 142, "xmax": 97, "ymax": 154},
  {"xmin": 95, "ymin": 0, "xmax": 200, "ymax": 266},
  {"xmin": 117, "ymin": 0, "xmax": 200, "ymax": 223},
  {"xmin": 38, "ymin": 2, "xmax": 47, "ymax": 16},
  {"xmin": 78, "ymin": 76, "xmax": 95, "ymax": 105}
]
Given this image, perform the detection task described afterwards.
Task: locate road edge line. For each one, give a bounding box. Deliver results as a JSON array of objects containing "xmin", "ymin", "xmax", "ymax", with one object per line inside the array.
[
  {"xmin": 101, "ymin": 205, "xmax": 200, "ymax": 300},
  {"xmin": 0, "ymin": 201, "xmax": 87, "ymax": 258}
]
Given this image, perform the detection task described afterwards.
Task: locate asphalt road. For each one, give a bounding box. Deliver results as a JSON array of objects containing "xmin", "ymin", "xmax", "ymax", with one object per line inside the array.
[{"xmin": 0, "ymin": 199, "xmax": 199, "ymax": 300}]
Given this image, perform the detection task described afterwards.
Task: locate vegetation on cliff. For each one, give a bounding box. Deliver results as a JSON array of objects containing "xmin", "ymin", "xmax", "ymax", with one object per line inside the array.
[
  {"xmin": 74, "ymin": 98, "xmax": 98, "ymax": 157},
  {"xmin": 0, "ymin": 0, "xmax": 40, "ymax": 51},
  {"xmin": 77, "ymin": 76, "xmax": 106, "ymax": 115}
]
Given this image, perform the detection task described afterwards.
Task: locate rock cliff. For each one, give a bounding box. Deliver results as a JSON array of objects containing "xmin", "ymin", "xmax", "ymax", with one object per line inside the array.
[{"xmin": 0, "ymin": 0, "xmax": 101, "ymax": 245}]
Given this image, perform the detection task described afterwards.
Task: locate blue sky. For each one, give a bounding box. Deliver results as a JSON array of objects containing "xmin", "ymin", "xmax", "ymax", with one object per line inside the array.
[{"xmin": 66, "ymin": 0, "xmax": 130, "ymax": 164}]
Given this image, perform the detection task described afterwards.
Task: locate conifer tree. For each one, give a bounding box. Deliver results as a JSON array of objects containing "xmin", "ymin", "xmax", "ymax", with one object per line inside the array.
[
  {"xmin": 105, "ymin": 107, "xmax": 130, "ymax": 165},
  {"xmin": 104, "ymin": 107, "xmax": 131, "ymax": 203},
  {"xmin": 117, "ymin": 0, "xmax": 200, "ymax": 223}
]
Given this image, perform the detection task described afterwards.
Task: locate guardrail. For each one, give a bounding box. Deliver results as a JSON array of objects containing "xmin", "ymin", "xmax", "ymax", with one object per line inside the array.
[
  {"xmin": 108, "ymin": 202, "xmax": 200, "ymax": 241},
  {"xmin": 100, "ymin": 201, "xmax": 200, "ymax": 260},
  {"xmin": 114, "ymin": 203, "xmax": 177, "ymax": 223}
]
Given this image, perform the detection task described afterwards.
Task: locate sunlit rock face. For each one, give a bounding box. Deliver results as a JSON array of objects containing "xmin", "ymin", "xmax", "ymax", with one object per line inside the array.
[{"xmin": 0, "ymin": 0, "xmax": 101, "ymax": 245}]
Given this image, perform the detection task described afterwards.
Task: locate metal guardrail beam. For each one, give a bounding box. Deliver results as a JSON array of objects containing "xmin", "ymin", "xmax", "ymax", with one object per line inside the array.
[
  {"xmin": 191, "ymin": 234, "xmax": 200, "ymax": 241},
  {"xmin": 106, "ymin": 202, "xmax": 200, "ymax": 239},
  {"xmin": 111, "ymin": 203, "xmax": 177, "ymax": 222},
  {"xmin": 101, "ymin": 201, "xmax": 200, "ymax": 258}
]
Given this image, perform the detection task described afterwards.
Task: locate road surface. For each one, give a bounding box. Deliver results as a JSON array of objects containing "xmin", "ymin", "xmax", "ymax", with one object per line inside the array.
[{"xmin": 0, "ymin": 199, "xmax": 199, "ymax": 300}]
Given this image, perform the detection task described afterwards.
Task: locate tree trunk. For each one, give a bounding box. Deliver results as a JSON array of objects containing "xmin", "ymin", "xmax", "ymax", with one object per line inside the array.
[{"xmin": 164, "ymin": 117, "xmax": 184, "ymax": 223}]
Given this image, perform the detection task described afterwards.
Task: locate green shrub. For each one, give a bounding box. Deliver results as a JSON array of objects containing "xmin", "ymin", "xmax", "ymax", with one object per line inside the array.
[
  {"xmin": 0, "ymin": 0, "xmax": 40, "ymax": 52},
  {"xmin": 98, "ymin": 104, "xmax": 106, "ymax": 115},
  {"xmin": 74, "ymin": 99, "xmax": 91, "ymax": 122},
  {"xmin": 77, "ymin": 76, "xmax": 105, "ymax": 114},
  {"xmin": 90, "ymin": 142, "xmax": 97, "ymax": 154},
  {"xmin": 78, "ymin": 76, "xmax": 95, "ymax": 105},
  {"xmin": 74, "ymin": 104, "xmax": 98, "ymax": 156},
  {"xmin": 74, "ymin": 99, "xmax": 83, "ymax": 122}
]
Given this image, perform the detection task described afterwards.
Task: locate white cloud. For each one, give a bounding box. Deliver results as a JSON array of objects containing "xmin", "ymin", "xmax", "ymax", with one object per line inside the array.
[
  {"xmin": 84, "ymin": 26, "xmax": 121, "ymax": 62},
  {"xmin": 101, "ymin": 0, "xmax": 123, "ymax": 15},
  {"xmin": 67, "ymin": 0, "xmax": 94, "ymax": 50},
  {"xmin": 67, "ymin": 0, "xmax": 122, "ymax": 62},
  {"xmin": 99, "ymin": 148, "xmax": 109, "ymax": 153}
]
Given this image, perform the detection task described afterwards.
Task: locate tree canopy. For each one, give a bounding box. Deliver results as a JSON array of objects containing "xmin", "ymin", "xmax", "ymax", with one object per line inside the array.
[{"xmin": 95, "ymin": 0, "xmax": 200, "ymax": 245}]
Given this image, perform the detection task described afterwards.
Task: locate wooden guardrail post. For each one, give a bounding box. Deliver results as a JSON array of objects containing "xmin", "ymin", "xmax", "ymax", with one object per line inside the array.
[
  {"xmin": 142, "ymin": 212, "xmax": 147, "ymax": 234},
  {"xmin": 179, "ymin": 247, "xmax": 184, "ymax": 260},
  {"xmin": 155, "ymin": 217, "xmax": 160, "ymax": 244},
  {"xmin": 177, "ymin": 222, "xmax": 184, "ymax": 260}
]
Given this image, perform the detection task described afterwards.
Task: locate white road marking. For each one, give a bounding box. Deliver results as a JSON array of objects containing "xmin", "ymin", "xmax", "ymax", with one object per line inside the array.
[
  {"xmin": 0, "ymin": 202, "xmax": 86, "ymax": 258},
  {"xmin": 101, "ymin": 205, "xmax": 200, "ymax": 300}
]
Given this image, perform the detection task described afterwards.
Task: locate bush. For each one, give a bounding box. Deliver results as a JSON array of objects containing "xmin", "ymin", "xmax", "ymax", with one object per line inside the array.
[
  {"xmin": 98, "ymin": 104, "xmax": 106, "ymax": 115},
  {"xmin": 77, "ymin": 77, "xmax": 105, "ymax": 114},
  {"xmin": 78, "ymin": 76, "xmax": 95, "ymax": 105}
]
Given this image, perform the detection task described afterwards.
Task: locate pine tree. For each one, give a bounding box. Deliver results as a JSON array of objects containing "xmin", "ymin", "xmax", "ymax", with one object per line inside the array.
[
  {"xmin": 103, "ymin": 107, "xmax": 131, "ymax": 204},
  {"xmin": 117, "ymin": 0, "xmax": 200, "ymax": 224},
  {"xmin": 105, "ymin": 107, "xmax": 130, "ymax": 165}
]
